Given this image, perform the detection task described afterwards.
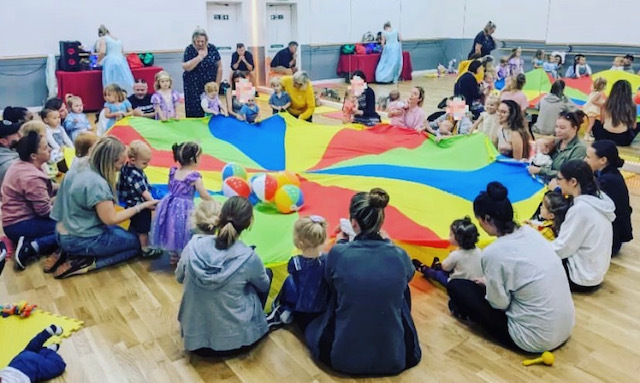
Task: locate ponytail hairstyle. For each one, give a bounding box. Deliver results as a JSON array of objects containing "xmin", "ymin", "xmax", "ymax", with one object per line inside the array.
[
  {"xmin": 593, "ymin": 77, "xmax": 607, "ymax": 92},
  {"xmin": 542, "ymin": 190, "xmax": 572, "ymax": 236},
  {"xmin": 171, "ymin": 141, "xmax": 202, "ymax": 166},
  {"xmin": 450, "ymin": 216, "xmax": 479, "ymax": 250},
  {"xmin": 294, "ymin": 215, "xmax": 328, "ymax": 250},
  {"xmin": 215, "ymin": 197, "xmax": 253, "ymax": 250},
  {"xmin": 98, "ymin": 24, "xmax": 110, "ymax": 37},
  {"xmin": 90, "ymin": 136, "xmax": 126, "ymax": 196},
  {"xmin": 549, "ymin": 80, "xmax": 567, "ymax": 101},
  {"xmin": 558, "ymin": 109, "xmax": 586, "ymax": 131},
  {"xmin": 559, "ymin": 160, "xmax": 599, "ymax": 197},
  {"xmin": 591, "ymin": 139, "xmax": 625, "ymax": 168},
  {"xmin": 514, "ymin": 73, "xmax": 526, "ymax": 90},
  {"xmin": 349, "ymin": 187, "xmax": 390, "ymax": 237},
  {"xmin": 572, "ymin": 54, "xmax": 585, "ymax": 76},
  {"xmin": 2, "ymin": 106, "xmax": 30, "ymax": 124},
  {"xmin": 193, "ymin": 200, "xmax": 222, "ymax": 235},
  {"xmin": 473, "ymin": 182, "xmax": 518, "ymax": 236}
]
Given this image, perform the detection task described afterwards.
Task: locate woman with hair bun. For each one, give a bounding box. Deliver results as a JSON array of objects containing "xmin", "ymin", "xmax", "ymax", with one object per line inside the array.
[
  {"xmin": 447, "ymin": 182, "xmax": 574, "ymax": 353},
  {"xmin": 304, "ymin": 188, "xmax": 421, "ymax": 375},
  {"xmin": 585, "ymin": 140, "xmax": 633, "ymax": 254}
]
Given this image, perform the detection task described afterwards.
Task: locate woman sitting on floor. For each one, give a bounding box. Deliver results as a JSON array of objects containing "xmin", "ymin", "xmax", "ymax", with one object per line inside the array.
[
  {"xmin": 496, "ymin": 100, "xmax": 531, "ymax": 160},
  {"xmin": 349, "ymin": 70, "xmax": 381, "ymax": 126},
  {"xmin": 447, "ymin": 182, "xmax": 575, "ymax": 353},
  {"xmin": 388, "ymin": 86, "xmax": 426, "ymax": 131},
  {"xmin": 592, "ymin": 80, "xmax": 639, "ymax": 146}
]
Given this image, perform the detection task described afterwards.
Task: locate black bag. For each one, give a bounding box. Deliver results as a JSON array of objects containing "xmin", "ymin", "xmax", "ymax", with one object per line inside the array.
[{"xmin": 58, "ymin": 41, "xmax": 83, "ymax": 71}]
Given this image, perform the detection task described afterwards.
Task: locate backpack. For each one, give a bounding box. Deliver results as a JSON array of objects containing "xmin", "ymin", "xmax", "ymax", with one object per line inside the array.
[
  {"xmin": 355, "ymin": 44, "xmax": 366, "ymax": 55},
  {"xmin": 341, "ymin": 44, "xmax": 355, "ymax": 55},
  {"xmin": 137, "ymin": 52, "xmax": 155, "ymax": 67}
]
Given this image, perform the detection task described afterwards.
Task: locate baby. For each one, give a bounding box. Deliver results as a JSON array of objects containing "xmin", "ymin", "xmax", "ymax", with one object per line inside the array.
[
  {"xmin": 240, "ymin": 96, "xmax": 259, "ymax": 123},
  {"xmin": 342, "ymin": 87, "xmax": 360, "ymax": 123},
  {"xmin": 530, "ymin": 137, "xmax": 556, "ymax": 167},
  {"xmin": 435, "ymin": 120, "xmax": 454, "ymax": 142},
  {"xmin": 472, "ymin": 95, "xmax": 500, "ymax": 146},
  {"xmin": 387, "ymin": 90, "xmax": 407, "ymax": 126},
  {"xmin": 611, "ymin": 56, "xmax": 625, "ymax": 71}
]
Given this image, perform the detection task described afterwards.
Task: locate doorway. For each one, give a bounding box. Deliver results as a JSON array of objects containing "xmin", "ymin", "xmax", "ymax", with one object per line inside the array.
[
  {"xmin": 206, "ymin": 2, "xmax": 243, "ymax": 82},
  {"xmin": 265, "ymin": 3, "xmax": 297, "ymax": 78}
]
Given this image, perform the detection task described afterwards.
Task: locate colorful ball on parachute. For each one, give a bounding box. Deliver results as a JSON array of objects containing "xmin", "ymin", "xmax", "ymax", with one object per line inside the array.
[
  {"xmin": 250, "ymin": 173, "xmax": 278, "ymax": 202},
  {"xmin": 222, "ymin": 163, "xmax": 247, "ymax": 181},
  {"xmin": 275, "ymin": 170, "xmax": 300, "ymax": 188},
  {"xmin": 222, "ymin": 176, "xmax": 251, "ymax": 198},
  {"xmin": 274, "ymin": 184, "xmax": 304, "ymax": 214}
]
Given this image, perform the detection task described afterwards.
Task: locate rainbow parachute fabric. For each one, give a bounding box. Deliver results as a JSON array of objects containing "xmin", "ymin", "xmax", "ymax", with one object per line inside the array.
[{"xmin": 109, "ymin": 114, "xmax": 545, "ymax": 266}]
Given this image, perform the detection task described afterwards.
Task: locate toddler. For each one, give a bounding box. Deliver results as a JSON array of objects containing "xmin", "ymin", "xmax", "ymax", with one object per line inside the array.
[
  {"xmin": 63, "ymin": 95, "xmax": 91, "ymax": 141},
  {"xmin": 118, "ymin": 140, "xmax": 162, "ymax": 258},
  {"xmin": 472, "ymin": 95, "xmax": 500, "ymax": 146},
  {"xmin": 530, "ymin": 137, "xmax": 556, "ymax": 167},
  {"xmin": 41, "ymin": 108, "xmax": 73, "ymax": 165},
  {"xmin": 69, "ymin": 131, "xmax": 98, "ymax": 172},
  {"xmin": 496, "ymin": 56, "xmax": 509, "ymax": 81},
  {"xmin": 527, "ymin": 191, "xmax": 570, "ymax": 240},
  {"xmin": 103, "ymin": 83, "xmax": 133, "ymax": 130},
  {"xmin": 151, "ymin": 141, "xmax": 212, "ymax": 264},
  {"xmin": 151, "ymin": 71, "xmax": 180, "ymax": 121},
  {"xmin": 341, "ymin": 87, "xmax": 360, "ymax": 124},
  {"xmin": 583, "ymin": 77, "xmax": 607, "ymax": 141},
  {"xmin": 542, "ymin": 54, "xmax": 559, "ymax": 79},
  {"xmin": 387, "ymin": 89, "xmax": 408, "ymax": 126},
  {"xmin": 532, "ymin": 49, "xmax": 545, "ymax": 69},
  {"xmin": 611, "ymin": 56, "xmax": 625, "ymax": 71},
  {"xmin": 200, "ymin": 82, "xmax": 225, "ymax": 117},
  {"xmin": 267, "ymin": 215, "xmax": 330, "ymax": 329},
  {"xmin": 482, "ymin": 71, "xmax": 496, "ymax": 95},
  {"xmin": 426, "ymin": 97, "xmax": 473, "ymax": 137},
  {"xmin": 508, "ymin": 47, "xmax": 524, "ymax": 76},
  {"xmin": 268, "ymin": 77, "xmax": 291, "ymax": 114},
  {"xmin": 240, "ymin": 95, "xmax": 259, "ymax": 123},
  {"xmin": 412, "ymin": 217, "xmax": 482, "ymax": 286}
]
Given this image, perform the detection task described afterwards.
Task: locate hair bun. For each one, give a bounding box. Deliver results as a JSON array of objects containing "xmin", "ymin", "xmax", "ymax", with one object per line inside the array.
[
  {"xmin": 486, "ymin": 182, "xmax": 508, "ymax": 201},
  {"xmin": 368, "ymin": 188, "xmax": 389, "ymax": 209}
]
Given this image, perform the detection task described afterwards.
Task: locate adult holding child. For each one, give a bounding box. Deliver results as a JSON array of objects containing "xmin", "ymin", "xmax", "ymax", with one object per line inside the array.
[
  {"xmin": 553, "ymin": 160, "xmax": 615, "ymax": 291},
  {"xmin": 496, "ymin": 100, "xmax": 531, "ymax": 160},
  {"xmin": 388, "ymin": 86, "xmax": 426, "ymax": 131},
  {"xmin": 50, "ymin": 136, "xmax": 159, "ymax": 278},
  {"xmin": 304, "ymin": 188, "xmax": 421, "ymax": 375},
  {"xmin": 447, "ymin": 182, "xmax": 575, "ymax": 353},
  {"xmin": 182, "ymin": 28, "xmax": 222, "ymax": 118},
  {"xmin": 349, "ymin": 71, "xmax": 381, "ymax": 126}
]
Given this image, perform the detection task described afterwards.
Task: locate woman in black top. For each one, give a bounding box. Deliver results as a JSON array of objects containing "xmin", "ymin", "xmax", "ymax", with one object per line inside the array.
[
  {"xmin": 585, "ymin": 140, "xmax": 633, "ymax": 254},
  {"xmin": 454, "ymin": 60, "xmax": 484, "ymax": 118},
  {"xmin": 350, "ymin": 71, "xmax": 381, "ymax": 126},
  {"xmin": 468, "ymin": 21, "xmax": 497, "ymax": 59},
  {"xmin": 182, "ymin": 28, "xmax": 222, "ymax": 117}
]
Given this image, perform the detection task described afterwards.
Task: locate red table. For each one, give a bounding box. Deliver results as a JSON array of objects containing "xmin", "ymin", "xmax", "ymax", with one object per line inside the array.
[
  {"xmin": 56, "ymin": 66, "xmax": 163, "ymax": 111},
  {"xmin": 336, "ymin": 51, "xmax": 412, "ymax": 83}
]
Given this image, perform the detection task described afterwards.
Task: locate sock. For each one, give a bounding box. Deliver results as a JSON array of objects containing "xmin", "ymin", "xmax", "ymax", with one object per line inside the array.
[
  {"xmin": 46, "ymin": 344, "xmax": 60, "ymax": 352},
  {"xmin": 46, "ymin": 324, "xmax": 63, "ymax": 336},
  {"xmin": 30, "ymin": 241, "xmax": 40, "ymax": 253}
]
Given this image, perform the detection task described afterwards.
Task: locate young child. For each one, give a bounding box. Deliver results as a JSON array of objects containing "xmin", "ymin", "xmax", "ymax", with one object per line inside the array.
[
  {"xmin": 426, "ymin": 97, "xmax": 473, "ymax": 137},
  {"xmin": 200, "ymin": 82, "xmax": 225, "ymax": 117},
  {"xmin": 411, "ymin": 217, "xmax": 482, "ymax": 286},
  {"xmin": 527, "ymin": 191, "xmax": 570, "ymax": 240},
  {"xmin": 41, "ymin": 108, "xmax": 73, "ymax": 164},
  {"xmin": 0, "ymin": 325, "xmax": 67, "ymax": 382},
  {"xmin": 103, "ymin": 83, "xmax": 133, "ymax": 130},
  {"xmin": 530, "ymin": 137, "xmax": 556, "ymax": 167},
  {"xmin": 267, "ymin": 215, "xmax": 330, "ymax": 329},
  {"xmin": 239, "ymin": 95, "xmax": 259, "ymax": 123},
  {"xmin": 118, "ymin": 140, "xmax": 163, "ymax": 258},
  {"xmin": 565, "ymin": 54, "xmax": 592, "ymax": 78},
  {"xmin": 611, "ymin": 56, "xmax": 625, "ymax": 71},
  {"xmin": 532, "ymin": 49, "xmax": 545, "ymax": 69},
  {"xmin": 63, "ymin": 95, "xmax": 91, "ymax": 141},
  {"xmin": 482, "ymin": 71, "xmax": 497, "ymax": 96},
  {"xmin": 583, "ymin": 77, "xmax": 607, "ymax": 141},
  {"xmin": 151, "ymin": 141, "xmax": 212, "ymax": 265},
  {"xmin": 151, "ymin": 71, "xmax": 180, "ymax": 121},
  {"xmin": 542, "ymin": 54, "xmax": 560, "ymax": 79},
  {"xmin": 128, "ymin": 79, "xmax": 156, "ymax": 118},
  {"xmin": 496, "ymin": 56, "xmax": 509, "ymax": 81},
  {"xmin": 268, "ymin": 77, "xmax": 291, "ymax": 114},
  {"xmin": 434, "ymin": 120, "xmax": 454, "ymax": 142},
  {"xmin": 69, "ymin": 131, "xmax": 98, "ymax": 172},
  {"xmin": 472, "ymin": 95, "xmax": 500, "ymax": 146},
  {"xmin": 508, "ymin": 47, "xmax": 525, "ymax": 76},
  {"xmin": 341, "ymin": 87, "xmax": 360, "ymax": 124},
  {"xmin": 387, "ymin": 89, "xmax": 408, "ymax": 126}
]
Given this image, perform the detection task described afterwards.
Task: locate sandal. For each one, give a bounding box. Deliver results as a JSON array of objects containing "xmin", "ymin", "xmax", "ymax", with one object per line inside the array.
[
  {"xmin": 43, "ymin": 251, "xmax": 68, "ymax": 274},
  {"xmin": 53, "ymin": 257, "xmax": 96, "ymax": 279}
]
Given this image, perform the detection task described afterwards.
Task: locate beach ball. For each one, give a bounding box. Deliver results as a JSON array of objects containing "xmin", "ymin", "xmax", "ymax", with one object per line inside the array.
[
  {"xmin": 275, "ymin": 170, "xmax": 300, "ymax": 188},
  {"xmin": 250, "ymin": 173, "xmax": 278, "ymax": 202},
  {"xmin": 222, "ymin": 163, "xmax": 247, "ymax": 181},
  {"xmin": 274, "ymin": 184, "xmax": 304, "ymax": 214},
  {"xmin": 222, "ymin": 176, "xmax": 251, "ymax": 198}
]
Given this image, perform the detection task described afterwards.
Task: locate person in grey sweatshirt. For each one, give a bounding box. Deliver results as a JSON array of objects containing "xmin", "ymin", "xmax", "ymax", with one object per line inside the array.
[
  {"xmin": 532, "ymin": 80, "xmax": 577, "ymax": 136},
  {"xmin": 176, "ymin": 197, "xmax": 271, "ymax": 355},
  {"xmin": 0, "ymin": 120, "xmax": 21, "ymax": 186}
]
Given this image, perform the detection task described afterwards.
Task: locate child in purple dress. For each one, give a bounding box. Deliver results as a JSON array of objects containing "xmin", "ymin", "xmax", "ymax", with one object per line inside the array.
[
  {"xmin": 151, "ymin": 141, "xmax": 213, "ymax": 264},
  {"xmin": 151, "ymin": 71, "xmax": 180, "ymax": 121},
  {"xmin": 200, "ymin": 82, "xmax": 226, "ymax": 117}
]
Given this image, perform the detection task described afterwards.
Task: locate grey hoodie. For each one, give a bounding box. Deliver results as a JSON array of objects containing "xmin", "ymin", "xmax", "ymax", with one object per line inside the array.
[
  {"xmin": 553, "ymin": 193, "xmax": 616, "ymax": 286},
  {"xmin": 0, "ymin": 146, "xmax": 18, "ymax": 186},
  {"xmin": 532, "ymin": 94, "xmax": 577, "ymax": 136},
  {"xmin": 176, "ymin": 235, "xmax": 270, "ymax": 351}
]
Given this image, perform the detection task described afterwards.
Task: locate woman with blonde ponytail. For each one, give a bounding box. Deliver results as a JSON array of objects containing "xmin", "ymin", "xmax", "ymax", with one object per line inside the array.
[
  {"xmin": 304, "ymin": 188, "xmax": 421, "ymax": 375},
  {"xmin": 176, "ymin": 196, "xmax": 272, "ymax": 355}
]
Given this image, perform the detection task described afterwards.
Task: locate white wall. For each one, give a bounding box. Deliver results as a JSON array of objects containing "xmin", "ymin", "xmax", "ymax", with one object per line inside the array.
[{"xmin": 462, "ymin": 0, "xmax": 550, "ymax": 41}]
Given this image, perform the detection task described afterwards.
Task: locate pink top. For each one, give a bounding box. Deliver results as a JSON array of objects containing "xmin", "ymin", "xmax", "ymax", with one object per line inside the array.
[
  {"xmin": 400, "ymin": 105, "xmax": 426, "ymax": 130},
  {"xmin": 500, "ymin": 90, "xmax": 529, "ymax": 112},
  {"xmin": 388, "ymin": 100, "xmax": 407, "ymax": 127},
  {"xmin": 1, "ymin": 160, "xmax": 54, "ymax": 226}
]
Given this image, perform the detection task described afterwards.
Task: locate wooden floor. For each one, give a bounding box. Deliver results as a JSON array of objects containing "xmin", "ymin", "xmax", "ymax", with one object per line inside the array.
[{"xmin": 2, "ymin": 76, "xmax": 640, "ymax": 382}]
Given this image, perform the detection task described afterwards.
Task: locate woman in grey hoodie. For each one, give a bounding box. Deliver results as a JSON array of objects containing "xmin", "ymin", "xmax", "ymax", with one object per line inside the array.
[
  {"xmin": 176, "ymin": 197, "xmax": 272, "ymax": 355},
  {"xmin": 532, "ymin": 80, "xmax": 577, "ymax": 136}
]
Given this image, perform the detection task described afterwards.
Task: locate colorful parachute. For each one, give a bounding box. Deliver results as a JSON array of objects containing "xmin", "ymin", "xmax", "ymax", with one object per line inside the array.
[{"xmin": 109, "ymin": 115, "xmax": 545, "ymax": 267}]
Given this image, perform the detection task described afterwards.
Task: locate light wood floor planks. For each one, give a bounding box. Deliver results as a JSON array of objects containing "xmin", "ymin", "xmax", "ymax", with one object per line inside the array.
[{"xmin": 1, "ymin": 75, "xmax": 640, "ymax": 383}]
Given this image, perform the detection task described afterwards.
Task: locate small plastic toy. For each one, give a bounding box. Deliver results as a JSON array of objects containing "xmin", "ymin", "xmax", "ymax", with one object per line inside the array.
[
  {"xmin": 1, "ymin": 300, "xmax": 37, "ymax": 318},
  {"xmin": 523, "ymin": 351, "xmax": 555, "ymax": 366}
]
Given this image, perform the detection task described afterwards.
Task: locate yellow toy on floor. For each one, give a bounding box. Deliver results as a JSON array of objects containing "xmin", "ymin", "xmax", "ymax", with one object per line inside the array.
[{"xmin": 523, "ymin": 351, "xmax": 555, "ymax": 366}]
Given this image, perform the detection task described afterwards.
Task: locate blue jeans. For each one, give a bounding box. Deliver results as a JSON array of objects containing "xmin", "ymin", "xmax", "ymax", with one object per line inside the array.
[
  {"xmin": 3, "ymin": 217, "xmax": 58, "ymax": 254},
  {"xmin": 57, "ymin": 226, "xmax": 141, "ymax": 270},
  {"xmin": 423, "ymin": 268, "xmax": 450, "ymax": 287},
  {"xmin": 9, "ymin": 329, "xmax": 67, "ymax": 381}
]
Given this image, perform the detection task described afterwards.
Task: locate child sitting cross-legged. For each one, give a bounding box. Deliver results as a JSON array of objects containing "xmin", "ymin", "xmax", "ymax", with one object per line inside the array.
[
  {"xmin": 267, "ymin": 215, "xmax": 330, "ymax": 329},
  {"xmin": 239, "ymin": 95, "xmax": 259, "ymax": 123},
  {"xmin": 412, "ymin": 217, "xmax": 482, "ymax": 287}
]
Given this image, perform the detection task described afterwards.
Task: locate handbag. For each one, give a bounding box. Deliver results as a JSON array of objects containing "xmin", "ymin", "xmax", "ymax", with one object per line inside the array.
[
  {"xmin": 138, "ymin": 52, "xmax": 155, "ymax": 67},
  {"xmin": 127, "ymin": 53, "xmax": 143, "ymax": 69},
  {"xmin": 341, "ymin": 44, "xmax": 355, "ymax": 55}
]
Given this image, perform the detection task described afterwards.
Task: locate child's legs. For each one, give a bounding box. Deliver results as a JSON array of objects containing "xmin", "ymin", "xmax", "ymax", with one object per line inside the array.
[
  {"xmin": 128, "ymin": 210, "xmax": 152, "ymax": 249},
  {"xmin": 24, "ymin": 329, "xmax": 53, "ymax": 352},
  {"xmin": 34, "ymin": 349, "xmax": 67, "ymax": 381},
  {"xmin": 422, "ymin": 268, "xmax": 450, "ymax": 286},
  {"xmin": 276, "ymin": 276, "xmax": 299, "ymax": 310},
  {"xmin": 585, "ymin": 115, "xmax": 597, "ymax": 134}
]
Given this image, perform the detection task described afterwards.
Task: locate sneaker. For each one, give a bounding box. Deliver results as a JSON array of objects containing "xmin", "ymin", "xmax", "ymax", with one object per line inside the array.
[
  {"xmin": 0, "ymin": 236, "xmax": 15, "ymax": 259},
  {"xmin": 411, "ymin": 259, "xmax": 428, "ymax": 274},
  {"xmin": 46, "ymin": 324, "xmax": 63, "ymax": 336},
  {"xmin": 14, "ymin": 237, "xmax": 38, "ymax": 270},
  {"xmin": 430, "ymin": 257, "xmax": 442, "ymax": 270},
  {"xmin": 266, "ymin": 305, "xmax": 293, "ymax": 330},
  {"xmin": 46, "ymin": 344, "xmax": 60, "ymax": 352},
  {"xmin": 141, "ymin": 248, "xmax": 163, "ymax": 258}
]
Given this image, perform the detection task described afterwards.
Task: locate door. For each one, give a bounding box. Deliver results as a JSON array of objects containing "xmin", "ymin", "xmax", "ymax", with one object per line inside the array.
[
  {"xmin": 266, "ymin": 4, "xmax": 294, "ymax": 71},
  {"xmin": 206, "ymin": 2, "xmax": 241, "ymax": 81}
]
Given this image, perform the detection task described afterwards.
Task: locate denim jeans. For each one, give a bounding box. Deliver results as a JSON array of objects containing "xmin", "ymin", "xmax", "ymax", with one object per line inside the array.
[
  {"xmin": 3, "ymin": 217, "xmax": 58, "ymax": 254},
  {"xmin": 9, "ymin": 329, "xmax": 67, "ymax": 381},
  {"xmin": 57, "ymin": 226, "xmax": 141, "ymax": 270},
  {"xmin": 423, "ymin": 268, "xmax": 450, "ymax": 287}
]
